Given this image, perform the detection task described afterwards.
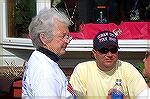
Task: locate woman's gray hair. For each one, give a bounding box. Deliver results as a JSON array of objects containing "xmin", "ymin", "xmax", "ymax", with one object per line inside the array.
[{"xmin": 28, "ymin": 7, "xmax": 71, "ymax": 48}]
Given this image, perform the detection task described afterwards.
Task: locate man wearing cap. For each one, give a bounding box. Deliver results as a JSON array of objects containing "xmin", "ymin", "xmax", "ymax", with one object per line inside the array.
[{"xmin": 69, "ymin": 31, "xmax": 147, "ymax": 98}]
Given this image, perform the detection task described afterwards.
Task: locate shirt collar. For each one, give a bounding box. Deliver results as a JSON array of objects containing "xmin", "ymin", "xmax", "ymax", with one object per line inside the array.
[{"xmin": 37, "ymin": 47, "xmax": 60, "ymax": 62}]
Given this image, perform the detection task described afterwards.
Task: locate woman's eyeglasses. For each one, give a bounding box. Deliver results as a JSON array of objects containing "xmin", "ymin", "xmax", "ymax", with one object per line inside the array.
[
  {"xmin": 63, "ymin": 35, "xmax": 72, "ymax": 43},
  {"xmin": 97, "ymin": 47, "xmax": 118, "ymax": 54}
]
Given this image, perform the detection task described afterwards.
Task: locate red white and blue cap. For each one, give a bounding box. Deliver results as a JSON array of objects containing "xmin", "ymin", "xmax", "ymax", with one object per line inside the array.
[{"xmin": 93, "ymin": 31, "xmax": 119, "ymax": 49}]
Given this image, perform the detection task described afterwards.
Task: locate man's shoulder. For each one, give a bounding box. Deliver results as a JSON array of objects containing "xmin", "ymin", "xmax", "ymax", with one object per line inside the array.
[
  {"xmin": 116, "ymin": 60, "xmax": 137, "ymax": 72},
  {"xmin": 117, "ymin": 60, "xmax": 133, "ymax": 66},
  {"xmin": 78, "ymin": 61, "xmax": 96, "ymax": 66},
  {"xmin": 75, "ymin": 61, "xmax": 96, "ymax": 70}
]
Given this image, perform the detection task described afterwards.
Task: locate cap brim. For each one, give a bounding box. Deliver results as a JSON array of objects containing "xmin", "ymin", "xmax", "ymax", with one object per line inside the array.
[{"xmin": 97, "ymin": 41, "xmax": 119, "ymax": 49}]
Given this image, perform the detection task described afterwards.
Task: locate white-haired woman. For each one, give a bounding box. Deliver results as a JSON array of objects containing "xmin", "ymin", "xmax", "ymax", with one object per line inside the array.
[{"xmin": 22, "ymin": 7, "xmax": 74, "ymax": 98}]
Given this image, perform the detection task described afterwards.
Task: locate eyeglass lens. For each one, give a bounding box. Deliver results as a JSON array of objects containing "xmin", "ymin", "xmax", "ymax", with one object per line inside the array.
[{"xmin": 98, "ymin": 47, "xmax": 118, "ymax": 54}]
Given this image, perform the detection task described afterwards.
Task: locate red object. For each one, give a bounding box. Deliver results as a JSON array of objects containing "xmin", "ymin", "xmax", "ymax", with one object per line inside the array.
[
  {"xmin": 70, "ymin": 32, "xmax": 85, "ymax": 39},
  {"xmin": 117, "ymin": 22, "xmax": 150, "ymax": 39},
  {"xmin": 78, "ymin": 22, "xmax": 150, "ymax": 39},
  {"xmin": 11, "ymin": 80, "xmax": 22, "ymax": 98},
  {"xmin": 67, "ymin": 83, "xmax": 73, "ymax": 94}
]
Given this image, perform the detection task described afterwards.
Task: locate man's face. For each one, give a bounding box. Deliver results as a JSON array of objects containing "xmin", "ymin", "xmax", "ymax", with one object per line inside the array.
[
  {"xmin": 92, "ymin": 46, "xmax": 118, "ymax": 71},
  {"xmin": 44, "ymin": 20, "xmax": 72, "ymax": 56},
  {"xmin": 143, "ymin": 51, "xmax": 150, "ymax": 77}
]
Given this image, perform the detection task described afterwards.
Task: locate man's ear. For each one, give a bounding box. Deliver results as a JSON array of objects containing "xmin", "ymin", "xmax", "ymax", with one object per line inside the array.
[
  {"xmin": 39, "ymin": 32, "xmax": 47, "ymax": 45},
  {"xmin": 91, "ymin": 49, "xmax": 96, "ymax": 59},
  {"xmin": 92, "ymin": 49, "xmax": 96, "ymax": 54}
]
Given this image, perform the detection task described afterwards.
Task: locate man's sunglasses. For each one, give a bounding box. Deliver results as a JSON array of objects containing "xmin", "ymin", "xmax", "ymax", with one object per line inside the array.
[
  {"xmin": 97, "ymin": 47, "xmax": 118, "ymax": 54},
  {"xmin": 145, "ymin": 51, "xmax": 149, "ymax": 59}
]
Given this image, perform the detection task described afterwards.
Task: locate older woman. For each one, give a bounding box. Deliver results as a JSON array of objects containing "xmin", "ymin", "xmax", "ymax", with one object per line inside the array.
[{"xmin": 22, "ymin": 7, "xmax": 73, "ymax": 98}]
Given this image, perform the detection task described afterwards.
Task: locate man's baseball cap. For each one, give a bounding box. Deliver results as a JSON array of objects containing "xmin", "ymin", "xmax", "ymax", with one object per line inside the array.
[{"xmin": 93, "ymin": 31, "xmax": 119, "ymax": 50}]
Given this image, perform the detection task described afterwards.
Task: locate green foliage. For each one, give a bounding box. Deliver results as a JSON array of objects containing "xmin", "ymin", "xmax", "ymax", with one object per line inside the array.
[
  {"xmin": 14, "ymin": 0, "xmax": 36, "ymax": 38},
  {"xmin": 135, "ymin": 62, "xmax": 144, "ymax": 74},
  {"xmin": 135, "ymin": 62, "xmax": 150, "ymax": 83}
]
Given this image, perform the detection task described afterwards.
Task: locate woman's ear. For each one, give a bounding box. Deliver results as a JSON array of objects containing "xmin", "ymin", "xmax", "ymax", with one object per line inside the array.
[{"xmin": 39, "ymin": 32, "xmax": 47, "ymax": 45}]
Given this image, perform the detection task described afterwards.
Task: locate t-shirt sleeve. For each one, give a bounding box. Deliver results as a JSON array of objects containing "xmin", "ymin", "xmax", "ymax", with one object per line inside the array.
[
  {"xmin": 69, "ymin": 63, "xmax": 87, "ymax": 96},
  {"xmin": 124, "ymin": 62, "xmax": 148, "ymax": 96}
]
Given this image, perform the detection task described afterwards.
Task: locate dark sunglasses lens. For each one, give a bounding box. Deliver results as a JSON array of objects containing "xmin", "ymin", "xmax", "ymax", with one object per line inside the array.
[
  {"xmin": 98, "ymin": 48, "xmax": 109, "ymax": 54},
  {"xmin": 98, "ymin": 47, "xmax": 118, "ymax": 54},
  {"xmin": 110, "ymin": 47, "xmax": 118, "ymax": 53}
]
